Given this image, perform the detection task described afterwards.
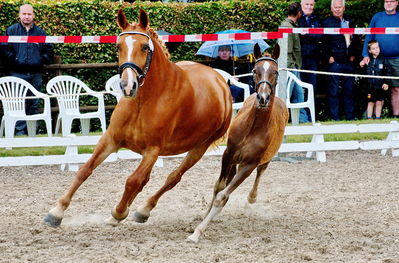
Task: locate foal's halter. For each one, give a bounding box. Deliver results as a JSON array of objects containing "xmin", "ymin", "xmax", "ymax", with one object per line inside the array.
[
  {"xmin": 253, "ymin": 57, "xmax": 279, "ymax": 91},
  {"xmin": 118, "ymin": 31, "xmax": 154, "ymax": 86}
]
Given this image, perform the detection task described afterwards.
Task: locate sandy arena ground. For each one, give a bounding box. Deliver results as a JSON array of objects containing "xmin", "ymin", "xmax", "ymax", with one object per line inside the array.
[{"xmin": 0, "ymin": 150, "xmax": 399, "ymax": 263}]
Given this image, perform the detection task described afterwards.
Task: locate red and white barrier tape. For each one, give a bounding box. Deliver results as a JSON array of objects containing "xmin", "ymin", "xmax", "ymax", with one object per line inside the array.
[{"xmin": 1, "ymin": 27, "xmax": 399, "ymax": 44}]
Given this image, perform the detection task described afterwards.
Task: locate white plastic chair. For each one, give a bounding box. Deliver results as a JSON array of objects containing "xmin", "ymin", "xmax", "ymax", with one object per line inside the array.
[
  {"xmin": 0, "ymin": 76, "xmax": 52, "ymax": 139},
  {"xmin": 285, "ymin": 71, "xmax": 315, "ymax": 125},
  {"xmin": 46, "ymin": 75, "xmax": 106, "ymax": 137},
  {"xmin": 214, "ymin": 68, "xmax": 251, "ymax": 112},
  {"xmin": 105, "ymin": 74, "xmax": 123, "ymax": 102}
]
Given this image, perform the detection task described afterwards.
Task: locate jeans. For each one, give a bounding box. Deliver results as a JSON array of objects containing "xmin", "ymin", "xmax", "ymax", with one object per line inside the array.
[
  {"xmin": 230, "ymin": 85, "xmax": 244, "ymax": 103},
  {"xmin": 289, "ymin": 71, "xmax": 310, "ymax": 123},
  {"xmin": 10, "ymin": 72, "xmax": 43, "ymax": 135},
  {"xmin": 301, "ymin": 57, "xmax": 318, "ymax": 94},
  {"xmin": 327, "ymin": 62, "xmax": 355, "ymax": 121}
]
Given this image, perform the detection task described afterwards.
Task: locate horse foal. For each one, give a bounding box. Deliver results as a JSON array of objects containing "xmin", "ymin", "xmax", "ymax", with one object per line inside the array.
[{"xmin": 187, "ymin": 44, "xmax": 289, "ymax": 243}]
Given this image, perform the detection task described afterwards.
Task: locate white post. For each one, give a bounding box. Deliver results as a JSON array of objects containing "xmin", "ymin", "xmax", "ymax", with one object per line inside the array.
[{"xmin": 277, "ymin": 33, "xmax": 288, "ymax": 101}]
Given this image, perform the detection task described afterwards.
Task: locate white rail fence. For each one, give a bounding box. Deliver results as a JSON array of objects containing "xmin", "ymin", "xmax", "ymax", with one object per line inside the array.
[{"xmin": 0, "ymin": 122, "xmax": 398, "ymax": 171}]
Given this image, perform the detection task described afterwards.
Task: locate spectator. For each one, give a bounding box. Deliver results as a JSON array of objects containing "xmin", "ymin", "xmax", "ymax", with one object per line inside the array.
[
  {"xmin": 2, "ymin": 4, "xmax": 53, "ymax": 135},
  {"xmin": 209, "ymin": 45, "xmax": 254, "ymax": 103},
  {"xmin": 298, "ymin": 0, "xmax": 322, "ymax": 94},
  {"xmin": 322, "ymin": 0, "xmax": 360, "ymax": 121},
  {"xmin": 280, "ymin": 2, "xmax": 310, "ymax": 123},
  {"xmin": 361, "ymin": 0, "xmax": 399, "ymax": 118},
  {"xmin": 360, "ymin": 40, "xmax": 391, "ymax": 119}
]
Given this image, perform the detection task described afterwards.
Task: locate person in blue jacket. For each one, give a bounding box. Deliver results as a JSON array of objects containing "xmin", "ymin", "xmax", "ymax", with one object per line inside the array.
[
  {"xmin": 361, "ymin": 0, "xmax": 399, "ymax": 118},
  {"xmin": 322, "ymin": 0, "xmax": 360, "ymax": 121},
  {"xmin": 298, "ymin": 0, "xmax": 322, "ymax": 95},
  {"xmin": 2, "ymin": 4, "xmax": 53, "ymax": 135}
]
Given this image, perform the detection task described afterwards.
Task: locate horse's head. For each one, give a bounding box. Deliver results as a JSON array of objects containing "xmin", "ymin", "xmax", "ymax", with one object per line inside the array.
[
  {"xmin": 117, "ymin": 9, "xmax": 154, "ymax": 98},
  {"xmin": 251, "ymin": 43, "xmax": 280, "ymax": 108}
]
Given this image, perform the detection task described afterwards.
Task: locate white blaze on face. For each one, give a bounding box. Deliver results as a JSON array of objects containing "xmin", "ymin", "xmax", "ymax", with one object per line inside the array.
[
  {"xmin": 258, "ymin": 62, "xmax": 271, "ymax": 103},
  {"xmin": 124, "ymin": 36, "xmax": 137, "ymax": 91},
  {"xmin": 262, "ymin": 62, "xmax": 270, "ymax": 72}
]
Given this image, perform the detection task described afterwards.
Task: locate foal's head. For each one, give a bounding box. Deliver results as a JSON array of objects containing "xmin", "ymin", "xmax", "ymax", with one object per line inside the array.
[
  {"xmin": 117, "ymin": 9, "xmax": 154, "ymax": 98},
  {"xmin": 252, "ymin": 44, "xmax": 280, "ymax": 108}
]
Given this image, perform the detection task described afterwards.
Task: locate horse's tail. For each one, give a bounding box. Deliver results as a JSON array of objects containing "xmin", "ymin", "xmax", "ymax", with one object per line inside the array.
[{"xmin": 208, "ymin": 133, "xmax": 227, "ymax": 151}]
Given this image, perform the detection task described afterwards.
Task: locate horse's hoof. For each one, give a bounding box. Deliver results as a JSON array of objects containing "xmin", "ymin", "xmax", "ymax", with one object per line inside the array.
[
  {"xmin": 186, "ymin": 232, "xmax": 200, "ymax": 243},
  {"xmin": 43, "ymin": 213, "xmax": 62, "ymax": 227},
  {"xmin": 133, "ymin": 211, "xmax": 149, "ymax": 223},
  {"xmin": 247, "ymin": 196, "xmax": 257, "ymax": 204},
  {"xmin": 104, "ymin": 216, "xmax": 121, "ymax": 226}
]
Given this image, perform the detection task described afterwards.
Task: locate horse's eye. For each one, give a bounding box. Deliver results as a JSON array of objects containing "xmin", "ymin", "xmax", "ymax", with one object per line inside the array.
[{"xmin": 143, "ymin": 44, "xmax": 150, "ymax": 51}]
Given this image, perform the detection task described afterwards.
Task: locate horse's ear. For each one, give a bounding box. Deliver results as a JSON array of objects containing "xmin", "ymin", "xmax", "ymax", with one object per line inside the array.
[
  {"xmin": 271, "ymin": 44, "xmax": 280, "ymax": 60},
  {"xmin": 139, "ymin": 9, "xmax": 149, "ymax": 29},
  {"xmin": 253, "ymin": 43, "xmax": 262, "ymax": 60},
  {"xmin": 117, "ymin": 9, "xmax": 129, "ymax": 30}
]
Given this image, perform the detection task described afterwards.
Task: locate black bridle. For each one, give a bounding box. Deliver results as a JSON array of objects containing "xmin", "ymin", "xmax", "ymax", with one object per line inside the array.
[
  {"xmin": 118, "ymin": 31, "xmax": 154, "ymax": 86},
  {"xmin": 253, "ymin": 57, "xmax": 279, "ymax": 91}
]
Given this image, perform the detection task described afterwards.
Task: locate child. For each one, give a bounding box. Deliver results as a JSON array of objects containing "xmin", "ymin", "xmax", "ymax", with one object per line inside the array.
[{"xmin": 360, "ymin": 40, "xmax": 391, "ymax": 119}]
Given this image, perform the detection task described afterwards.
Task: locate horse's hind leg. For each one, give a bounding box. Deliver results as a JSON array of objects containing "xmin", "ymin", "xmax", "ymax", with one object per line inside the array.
[
  {"xmin": 204, "ymin": 148, "xmax": 236, "ymax": 216},
  {"xmin": 248, "ymin": 161, "xmax": 270, "ymax": 204},
  {"xmin": 44, "ymin": 133, "xmax": 117, "ymax": 227},
  {"xmin": 133, "ymin": 143, "xmax": 210, "ymax": 223},
  {"xmin": 187, "ymin": 163, "xmax": 257, "ymax": 243}
]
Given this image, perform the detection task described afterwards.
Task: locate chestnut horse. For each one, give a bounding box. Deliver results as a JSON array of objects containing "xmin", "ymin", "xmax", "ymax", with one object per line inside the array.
[
  {"xmin": 44, "ymin": 9, "xmax": 231, "ymax": 227},
  {"xmin": 187, "ymin": 44, "xmax": 289, "ymax": 243}
]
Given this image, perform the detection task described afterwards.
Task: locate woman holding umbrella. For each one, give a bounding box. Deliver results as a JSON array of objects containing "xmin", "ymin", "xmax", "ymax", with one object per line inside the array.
[
  {"xmin": 196, "ymin": 29, "xmax": 269, "ymax": 103},
  {"xmin": 209, "ymin": 45, "xmax": 253, "ymax": 103}
]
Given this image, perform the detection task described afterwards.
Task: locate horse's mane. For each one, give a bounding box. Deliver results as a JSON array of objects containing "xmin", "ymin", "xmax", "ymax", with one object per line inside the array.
[{"xmin": 148, "ymin": 28, "xmax": 171, "ymax": 59}]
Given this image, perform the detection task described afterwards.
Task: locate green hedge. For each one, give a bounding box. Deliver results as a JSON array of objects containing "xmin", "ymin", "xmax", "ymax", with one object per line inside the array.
[{"xmin": 0, "ymin": 0, "xmax": 386, "ymax": 131}]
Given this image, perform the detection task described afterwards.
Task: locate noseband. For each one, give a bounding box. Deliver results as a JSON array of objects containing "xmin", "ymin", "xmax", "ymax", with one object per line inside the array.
[
  {"xmin": 253, "ymin": 57, "xmax": 278, "ymax": 91},
  {"xmin": 118, "ymin": 31, "xmax": 154, "ymax": 86}
]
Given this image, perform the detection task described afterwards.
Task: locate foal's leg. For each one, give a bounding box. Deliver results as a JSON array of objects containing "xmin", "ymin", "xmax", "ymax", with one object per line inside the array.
[
  {"xmin": 187, "ymin": 163, "xmax": 257, "ymax": 243},
  {"xmin": 105, "ymin": 147, "xmax": 160, "ymax": 226},
  {"xmin": 44, "ymin": 133, "xmax": 117, "ymax": 227},
  {"xmin": 133, "ymin": 143, "xmax": 210, "ymax": 223},
  {"xmin": 247, "ymin": 161, "xmax": 270, "ymax": 204},
  {"xmin": 204, "ymin": 148, "xmax": 236, "ymax": 217}
]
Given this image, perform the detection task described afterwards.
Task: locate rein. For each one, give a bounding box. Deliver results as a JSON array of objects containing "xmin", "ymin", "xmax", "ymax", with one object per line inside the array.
[{"xmin": 118, "ymin": 31, "xmax": 154, "ymax": 86}]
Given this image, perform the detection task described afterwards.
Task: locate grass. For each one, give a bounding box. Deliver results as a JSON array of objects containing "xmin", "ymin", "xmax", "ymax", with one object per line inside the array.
[{"xmin": 0, "ymin": 118, "xmax": 397, "ymax": 157}]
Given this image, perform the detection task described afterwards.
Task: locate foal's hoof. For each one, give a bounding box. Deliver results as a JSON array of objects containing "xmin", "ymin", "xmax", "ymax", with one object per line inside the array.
[
  {"xmin": 133, "ymin": 211, "xmax": 149, "ymax": 223},
  {"xmin": 43, "ymin": 213, "xmax": 62, "ymax": 227},
  {"xmin": 247, "ymin": 196, "xmax": 257, "ymax": 204},
  {"xmin": 104, "ymin": 216, "xmax": 122, "ymax": 227},
  {"xmin": 186, "ymin": 231, "xmax": 201, "ymax": 243}
]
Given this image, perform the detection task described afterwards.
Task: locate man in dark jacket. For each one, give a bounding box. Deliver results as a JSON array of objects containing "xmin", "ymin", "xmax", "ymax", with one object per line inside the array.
[
  {"xmin": 298, "ymin": 0, "xmax": 322, "ymax": 94},
  {"xmin": 3, "ymin": 4, "xmax": 53, "ymax": 135},
  {"xmin": 322, "ymin": 0, "xmax": 360, "ymax": 121}
]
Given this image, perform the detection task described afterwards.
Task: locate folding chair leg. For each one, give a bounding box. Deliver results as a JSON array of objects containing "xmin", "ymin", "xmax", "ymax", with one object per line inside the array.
[
  {"xmin": 290, "ymin": 108, "xmax": 300, "ymax": 126},
  {"xmin": 80, "ymin": 119, "xmax": 90, "ymax": 135},
  {"xmin": 0, "ymin": 119, "xmax": 4, "ymax": 137},
  {"xmin": 45, "ymin": 118, "xmax": 52, "ymax": 137},
  {"xmin": 100, "ymin": 117, "xmax": 106, "ymax": 134},
  {"xmin": 27, "ymin": 120, "xmax": 37, "ymax": 137},
  {"xmin": 309, "ymin": 106, "xmax": 316, "ymax": 124},
  {"xmin": 55, "ymin": 117, "xmax": 61, "ymax": 136}
]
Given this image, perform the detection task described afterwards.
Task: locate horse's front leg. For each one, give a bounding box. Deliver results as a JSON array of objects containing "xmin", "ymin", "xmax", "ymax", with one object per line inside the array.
[
  {"xmin": 247, "ymin": 161, "xmax": 270, "ymax": 203},
  {"xmin": 104, "ymin": 148, "xmax": 160, "ymax": 226},
  {"xmin": 133, "ymin": 143, "xmax": 210, "ymax": 224},
  {"xmin": 44, "ymin": 133, "xmax": 117, "ymax": 227},
  {"xmin": 187, "ymin": 163, "xmax": 257, "ymax": 243}
]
